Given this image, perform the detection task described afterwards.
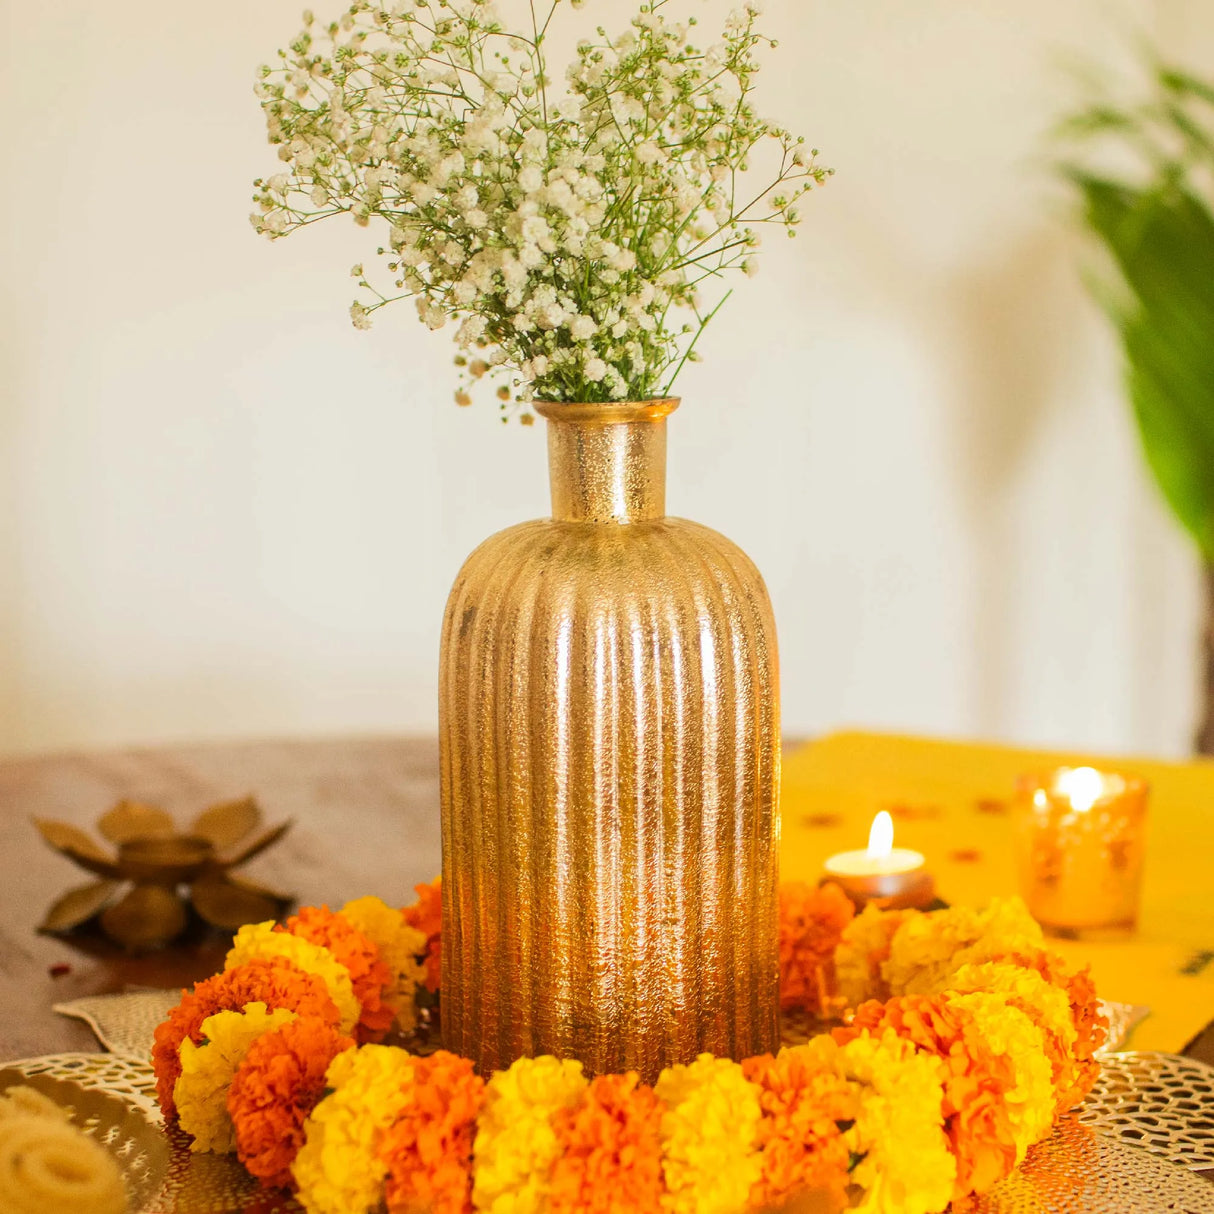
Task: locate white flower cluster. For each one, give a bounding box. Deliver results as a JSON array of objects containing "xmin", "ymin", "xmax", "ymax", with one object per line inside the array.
[{"xmin": 252, "ymin": 0, "xmax": 829, "ymax": 411}]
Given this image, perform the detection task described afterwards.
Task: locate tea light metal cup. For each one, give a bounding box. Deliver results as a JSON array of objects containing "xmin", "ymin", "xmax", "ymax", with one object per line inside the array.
[{"xmin": 823, "ymin": 810, "xmax": 937, "ymax": 912}]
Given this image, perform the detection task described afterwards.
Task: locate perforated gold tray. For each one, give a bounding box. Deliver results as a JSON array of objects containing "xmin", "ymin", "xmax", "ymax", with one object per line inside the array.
[
  {"xmin": 0, "ymin": 1064, "xmax": 169, "ymax": 1214},
  {"xmin": 975, "ymin": 1116, "xmax": 1212, "ymax": 1213},
  {"xmin": 4, "ymin": 1051, "xmax": 1212, "ymax": 1213}
]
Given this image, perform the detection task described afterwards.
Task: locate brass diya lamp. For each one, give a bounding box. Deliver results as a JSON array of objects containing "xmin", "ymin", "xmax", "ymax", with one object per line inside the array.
[{"xmin": 35, "ymin": 797, "xmax": 293, "ymax": 951}]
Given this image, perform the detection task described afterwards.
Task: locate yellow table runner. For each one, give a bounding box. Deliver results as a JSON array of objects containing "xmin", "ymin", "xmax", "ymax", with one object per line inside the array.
[{"xmin": 780, "ymin": 731, "xmax": 1214, "ymax": 1052}]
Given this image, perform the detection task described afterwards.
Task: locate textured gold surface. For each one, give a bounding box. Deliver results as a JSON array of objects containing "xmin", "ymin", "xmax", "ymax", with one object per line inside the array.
[{"xmin": 439, "ymin": 398, "xmax": 781, "ymax": 1080}]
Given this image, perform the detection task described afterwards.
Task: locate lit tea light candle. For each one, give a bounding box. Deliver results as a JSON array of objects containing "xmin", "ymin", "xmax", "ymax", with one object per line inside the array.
[
  {"xmin": 822, "ymin": 810, "xmax": 937, "ymax": 911},
  {"xmin": 1053, "ymin": 765, "xmax": 1108, "ymax": 813},
  {"xmin": 1014, "ymin": 765, "xmax": 1148, "ymax": 938}
]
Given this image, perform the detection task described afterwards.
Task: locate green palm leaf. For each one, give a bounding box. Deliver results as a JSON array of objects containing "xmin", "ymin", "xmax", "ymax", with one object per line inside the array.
[{"xmin": 1066, "ymin": 173, "xmax": 1214, "ymax": 560}]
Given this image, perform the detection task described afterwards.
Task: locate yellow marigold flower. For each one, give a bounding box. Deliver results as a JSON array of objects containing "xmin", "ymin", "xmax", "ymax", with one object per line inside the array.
[
  {"xmin": 227, "ymin": 921, "xmax": 361, "ymax": 1035},
  {"xmin": 949, "ymin": 992, "xmax": 1054, "ymax": 1160},
  {"xmin": 943, "ymin": 961, "xmax": 1078, "ymax": 1116},
  {"xmin": 472, "ymin": 1056, "xmax": 588, "ymax": 1214},
  {"xmin": 292, "ymin": 1043, "xmax": 416, "ymax": 1214},
  {"xmin": 654, "ymin": 1053, "xmax": 763, "ymax": 1214},
  {"xmin": 835, "ymin": 905, "xmax": 914, "ymax": 1007},
  {"xmin": 942, "ymin": 962, "xmax": 1076, "ymax": 1053},
  {"xmin": 882, "ymin": 897, "xmax": 1042, "ymax": 996},
  {"xmin": 808, "ymin": 1031, "xmax": 954, "ymax": 1214},
  {"xmin": 174, "ymin": 1002, "xmax": 296, "ymax": 1154},
  {"xmin": 341, "ymin": 895, "xmax": 427, "ymax": 1033}
]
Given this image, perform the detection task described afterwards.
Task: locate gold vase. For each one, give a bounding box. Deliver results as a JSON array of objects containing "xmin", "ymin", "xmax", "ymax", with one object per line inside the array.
[{"xmin": 439, "ymin": 397, "xmax": 780, "ymax": 1080}]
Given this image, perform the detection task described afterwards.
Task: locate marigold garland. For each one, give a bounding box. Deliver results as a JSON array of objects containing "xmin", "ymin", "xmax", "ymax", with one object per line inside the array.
[
  {"xmin": 881, "ymin": 899, "xmax": 1043, "ymax": 997},
  {"xmin": 655, "ymin": 1054, "xmax": 763, "ymax": 1214},
  {"xmin": 403, "ymin": 878, "xmax": 443, "ymax": 994},
  {"xmin": 472, "ymin": 1055, "xmax": 589, "ymax": 1214},
  {"xmin": 227, "ymin": 921, "xmax": 363, "ymax": 1036},
  {"xmin": 836, "ymin": 994, "xmax": 1019, "ymax": 1200},
  {"xmin": 152, "ymin": 956, "xmax": 340, "ymax": 1118},
  {"xmin": 546, "ymin": 1072, "xmax": 666, "ymax": 1214},
  {"xmin": 277, "ymin": 905, "xmax": 395, "ymax": 1042},
  {"xmin": 826, "ymin": 1031, "xmax": 956, "ymax": 1214},
  {"xmin": 778, "ymin": 881, "xmax": 855, "ymax": 1017},
  {"xmin": 945, "ymin": 992, "xmax": 1055, "ymax": 1161},
  {"xmin": 833, "ymin": 904, "xmax": 908, "ymax": 1008},
  {"xmin": 341, "ymin": 895, "xmax": 428, "ymax": 1035},
  {"xmin": 291, "ymin": 1043, "xmax": 417, "ymax": 1214},
  {"xmin": 742, "ymin": 1045, "xmax": 856, "ymax": 1208},
  {"xmin": 941, "ymin": 961, "xmax": 1078, "ymax": 1116},
  {"xmin": 990, "ymin": 948, "xmax": 1108, "ymax": 1110},
  {"xmin": 228, "ymin": 1016, "xmax": 355, "ymax": 1189},
  {"xmin": 152, "ymin": 887, "xmax": 1112, "ymax": 1214},
  {"xmin": 379, "ymin": 1050, "xmax": 485, "ymax": 1214},
  {"xmin": 174, "ymin": 1003, "xmax": 297, "ymax": 1153}
]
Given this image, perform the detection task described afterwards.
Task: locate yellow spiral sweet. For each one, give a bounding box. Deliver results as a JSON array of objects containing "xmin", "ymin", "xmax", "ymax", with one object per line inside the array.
[{"xmin": 0, "ymin": 1087, "xmax": 127, "ymax": 1214}]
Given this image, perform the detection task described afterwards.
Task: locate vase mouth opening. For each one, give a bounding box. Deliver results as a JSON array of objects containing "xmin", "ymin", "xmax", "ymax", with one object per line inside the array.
[{"xmin": 533, "ymin": 397, "xmax": 680, "ymax": 425}]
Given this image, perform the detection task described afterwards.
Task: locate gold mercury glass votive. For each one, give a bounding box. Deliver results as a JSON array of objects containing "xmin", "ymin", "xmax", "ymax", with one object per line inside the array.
[{"xmin": 1012, "ymin": 766, "xmax": 1149, "ymax": 939}]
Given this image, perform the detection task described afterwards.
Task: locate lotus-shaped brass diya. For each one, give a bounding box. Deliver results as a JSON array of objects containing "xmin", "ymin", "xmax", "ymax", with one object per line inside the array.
[{"xmin": 34, "ymin": 798, "xmax": 293, "ymax": 951}]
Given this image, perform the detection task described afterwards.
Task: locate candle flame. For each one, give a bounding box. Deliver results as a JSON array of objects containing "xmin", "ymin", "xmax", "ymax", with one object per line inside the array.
[
  {"xmin": 1055, "ymin": 766, "xmax": 1105, "ymax": 813},
  {"xmin": 867, "ymin": 810, "xmax": 894, "ymax": 860}
]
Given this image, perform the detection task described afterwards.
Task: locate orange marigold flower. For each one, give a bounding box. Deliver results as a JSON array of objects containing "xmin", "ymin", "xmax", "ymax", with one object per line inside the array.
[
  {"xmin": 152, "ymin": 958, "xmax": 340, "ymax": 1119},
  {"xmin": 278, "ymin": 905, "xmax": 395, "ymax": 1043},
  {"xmin": 403, "ymin": 878, "xmax": 443, "ymax": 993},
  {"xmin": 989, "ymin": 949, "xmax": 1108, "ymax": 1110},
  {"xmin": 741, "ymin": 1047, "xmax": 854, "ymax": 1209},
  {"xmin": 836, "ymin": 995, "xmax": 1019, "ymax": 1200},
  {"xmin": 228, "ymin": 1016, "xmax": 355, "ymax": 1189},
  {"xmin": 545, "ymin": 1072, "xmax": 665, "ymax": 1214},
  {"xmin": 778, "ymin": 881, "xmax": 855, "ymax": 1015},
  {"xmin": 378, "ymin": 1050, "xmax": 484, "ymax": 1214}
]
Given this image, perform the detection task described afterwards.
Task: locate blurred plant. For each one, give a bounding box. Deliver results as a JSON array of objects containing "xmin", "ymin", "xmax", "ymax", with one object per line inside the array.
[
  {"xmin": 1054, "ymin": 55, "xmax": 1214, "ymax": 753},
  {"xmin": 251, "ymin": 0, "xmax": 829, "ymax": 417}
]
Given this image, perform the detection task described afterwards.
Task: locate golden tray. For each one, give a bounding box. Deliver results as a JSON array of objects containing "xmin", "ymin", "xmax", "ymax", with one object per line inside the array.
[
  {"xmin": 3, "ymin": 1047, "xmax": 1212, "ymax": 1214},
  {"xmin": 0, "ymin": 1062, "xmax": 169, "ymax": 1214}
]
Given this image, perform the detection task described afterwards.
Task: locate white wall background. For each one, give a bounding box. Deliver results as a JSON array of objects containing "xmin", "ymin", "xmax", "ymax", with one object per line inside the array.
[{"xmin": 2, "ymin": 0, "xmax": 1211, "ymax": 759}]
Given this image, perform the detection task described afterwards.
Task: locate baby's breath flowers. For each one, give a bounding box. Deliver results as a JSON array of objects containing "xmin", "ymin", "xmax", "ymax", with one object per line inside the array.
[{"xmin": 252, "ymin": 0, "xmax": 830, "ymax": 416}]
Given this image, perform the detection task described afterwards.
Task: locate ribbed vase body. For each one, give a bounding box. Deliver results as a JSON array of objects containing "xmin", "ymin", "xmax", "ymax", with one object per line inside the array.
[{"xmin": 439, "ymin": 399, "xmax": 779, "ymax": 1080}]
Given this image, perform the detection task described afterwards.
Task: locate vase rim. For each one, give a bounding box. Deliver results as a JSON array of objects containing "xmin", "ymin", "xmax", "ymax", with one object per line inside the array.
[{"xmin": 533, "ymin": 397, "xmax": 680, "ymax": 425}]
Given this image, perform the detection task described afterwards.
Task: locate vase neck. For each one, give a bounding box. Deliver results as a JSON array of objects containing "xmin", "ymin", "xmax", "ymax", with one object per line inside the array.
[{"xmin": 535, "ymin": 399, "xmax": 679, "ymax": 524}]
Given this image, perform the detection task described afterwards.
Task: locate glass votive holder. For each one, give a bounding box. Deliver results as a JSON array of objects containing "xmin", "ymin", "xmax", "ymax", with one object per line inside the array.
[{"xmin": 1012, "ymin": 766, "xmax": 1149, "ymax": 939}]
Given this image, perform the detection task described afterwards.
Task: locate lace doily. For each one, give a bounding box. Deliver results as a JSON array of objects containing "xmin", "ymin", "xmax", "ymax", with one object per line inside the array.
[{"xmin": 3, "ymin": 1054, "xmax": 302, "ymax": 1214}]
